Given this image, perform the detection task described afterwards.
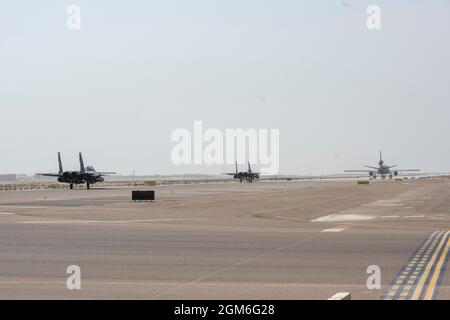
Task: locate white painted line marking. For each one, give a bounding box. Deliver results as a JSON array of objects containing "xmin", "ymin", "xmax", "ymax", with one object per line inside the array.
[
  {"xmin": 364, "ymin": 203, "xmax": 404, "ymax": 207},
  {"xmin": 321, "ymin": 227, "xmax": 348, "ymax": 233},
  {"xmin": 404, "ymin": 215, "xmax": 426, "ymax": 218},
  {"xmin": 0, "ymin": 212, "xmax": 15, "ymax": 215},
  {"xmin": 312, "ymin": 214, "xmax": 375, "ymax": 222},
  {"xmin": 381, "ymin": 215, "xmax": 400, "ymax": 219}
]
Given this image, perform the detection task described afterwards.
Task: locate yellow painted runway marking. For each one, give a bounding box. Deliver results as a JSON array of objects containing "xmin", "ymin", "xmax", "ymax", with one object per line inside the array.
[
  {"xmin": 423, "ymin": 234, "xmax": 450, "ymax": 300},
  {"xmin": 411, "ymin": 231, "xmax": 449, "ymax": 300},
  {"xmin": 382, "ymin": 231, "xmax": 450, "ymax": 300}
]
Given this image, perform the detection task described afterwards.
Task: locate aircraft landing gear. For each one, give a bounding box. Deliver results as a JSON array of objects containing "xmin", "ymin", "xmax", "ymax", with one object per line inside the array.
[
  {"xmin": 239, "ymin": 179, "xmax": 243, "ymax": 183},
  {"xmin": 389, "ymin": 174, "xmax": 393, "ymax": 179},
  {"xmin": 70, "ymin": 184, "xmax": 74, "ymax": 190},
  {"xmin": 373, "ymin": 175, "xmax": 377, "ymax": 179},
  {"xmin": 86, "ymin": 182, "xmax": 90, "ymax": 190}
]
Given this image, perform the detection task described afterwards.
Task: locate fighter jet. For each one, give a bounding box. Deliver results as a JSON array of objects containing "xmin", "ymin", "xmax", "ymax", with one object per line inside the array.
[
  {"xmin": 223, "ymin": 161, "xmax": 260, "ymax": 183},
  {"xmin": 36, "ymin": 152, "xmax": 115, "ymax": 189},
  {"xmin": 344, "ymin": 151, "xmax": 419, "ymax": 179}
]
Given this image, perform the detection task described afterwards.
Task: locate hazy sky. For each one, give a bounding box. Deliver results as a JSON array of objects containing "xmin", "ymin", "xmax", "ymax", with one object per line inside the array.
[{"xmin": 1, "ymin": 1, "xmax": 449, "ymax": 175}]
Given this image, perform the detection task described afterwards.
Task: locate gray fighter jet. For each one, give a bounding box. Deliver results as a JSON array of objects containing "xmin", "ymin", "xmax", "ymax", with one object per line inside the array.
[
  {"xmin": 345, "ymin": 151, "xmax": 419, "ymax": 179},
  {"xmin": 37, "ymin": 152, "xmax": 115, "ymax": 189},
  {"xmin": 223, "ymin": 161, "xmax": 260, "ymax": 183}
]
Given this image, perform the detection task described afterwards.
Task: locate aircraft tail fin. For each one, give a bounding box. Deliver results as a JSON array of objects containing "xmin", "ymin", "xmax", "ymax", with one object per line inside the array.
[
  {"xmin": 379, "ymin": 150, "xmax": 383, "ymax": 162},
  {"xmin": 248, "ymin": 161, "xmax": 252, "ymax": 172},
  {"xmin": 235, "ymin": 161, "xmax": 238, "ymax": 175},
  {"xmin": 57, "ymin": 152, "xmax": 63, "ymax": 175},
  {"xmin": 79, "ymin": 152, "xmax": 86, "ymax": 174}
]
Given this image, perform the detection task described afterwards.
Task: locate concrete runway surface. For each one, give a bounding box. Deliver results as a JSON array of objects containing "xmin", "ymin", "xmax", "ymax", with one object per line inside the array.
[{"xmin": 0, "ymin": 179, "xmax": 449, "ymax": 299}]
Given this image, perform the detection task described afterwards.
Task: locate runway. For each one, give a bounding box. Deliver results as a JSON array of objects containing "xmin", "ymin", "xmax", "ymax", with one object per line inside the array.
[{"xmin": 0, "ymin": 178, "xmax": 449, "ymax": 299}]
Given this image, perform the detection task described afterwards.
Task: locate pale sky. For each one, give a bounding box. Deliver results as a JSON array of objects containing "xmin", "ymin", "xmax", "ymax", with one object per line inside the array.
[{"xmin": 1, "ymin": 1, "xmax": 449, "ymax": 175}]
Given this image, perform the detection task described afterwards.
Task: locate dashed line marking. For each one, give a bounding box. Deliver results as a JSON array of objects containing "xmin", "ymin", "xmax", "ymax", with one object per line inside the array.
[
  {"xmin": 411, "ymin": 231, "xmax": 449, "ymax": 300},
  {"xmin": 382, "ymin": 231, "xmax": 450, "ymax": 300},
  {"xmin": 423, "ymin": 234, "xmax": 450, "ymax": 299}
]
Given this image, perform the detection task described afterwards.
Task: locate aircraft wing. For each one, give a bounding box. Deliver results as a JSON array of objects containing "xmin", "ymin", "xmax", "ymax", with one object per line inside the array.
[
  {"xmin": 97, "ymin": 172, "xmax": 116, "ymax": 175},
  {"xmin": 394, "ymin": 169, "xmax": 420, "ymax": 172},
  {"xmin": 222, "ymin": 173, "xmax": 236, "ymax": 175},
  {"xmin": 344, "ymin": 170, "xmax": 374, "ymax": 173},
  {"xmin": 35, "ymin": 173, "xmax": 60, "ymax": 177}
]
